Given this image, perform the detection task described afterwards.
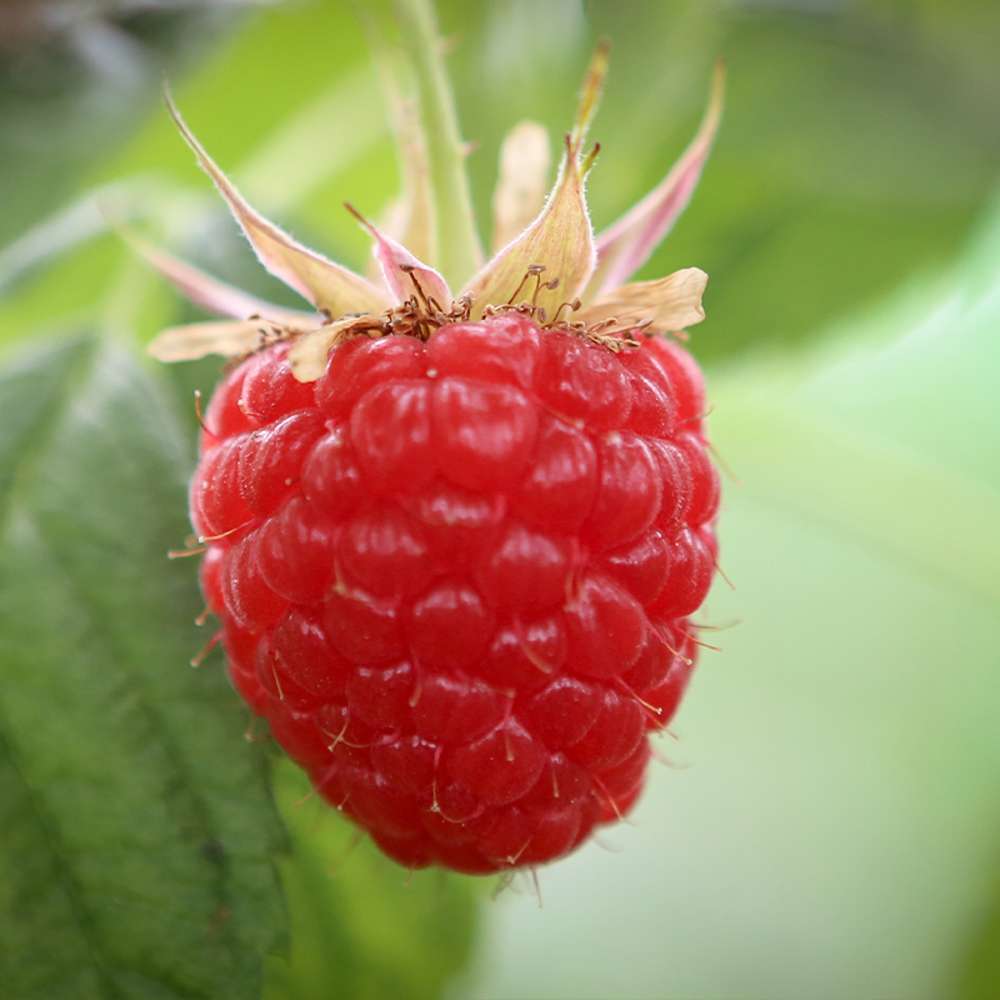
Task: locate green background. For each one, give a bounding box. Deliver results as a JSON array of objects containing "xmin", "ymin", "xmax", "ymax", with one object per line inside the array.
[{"xmin": 0, "ymin": 1, "xmax": 998, "ymax": 997}]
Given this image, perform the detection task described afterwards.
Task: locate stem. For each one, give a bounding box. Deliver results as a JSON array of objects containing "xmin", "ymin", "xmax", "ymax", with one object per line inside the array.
[{"xmin": 389, "ymin": 0, "xmax": 482, "ymax": 288}]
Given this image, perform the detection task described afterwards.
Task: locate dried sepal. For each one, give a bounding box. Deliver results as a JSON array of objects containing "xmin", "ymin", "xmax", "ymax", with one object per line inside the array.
[
  {"xmin": 576, "ymin": 267, "xmax": 708, "ymax": 335},
  {"xmin": 346, "ymin": 204, "xmax": 452, "ymax": 309},
  {"xmin": 491, "ymin": 122, "xmax": 552, "ymax": 254},
  {"xmin": 588, "ymin": 61, "xmax": 724, "ymax": 299},
  {"xmin": 460, "ymin": 43, "xmax": 609, "ymax": 320},
  {"xmin": 145, "ymin": 39, "xmax": 719, "ymax": 384},
  {"xmin": 287, "ymin": 315, "xmax": 383, "ymax": 383},
  {"xmin": 119, "ymin": 225, "xmax": 314, "ymax": 327},
  {"xmin": 148, "ymin": 319, "xmax": 282, "ymax": 363},
  {"xmin": 460, "ymin": 140, "xmax": 594, "ymax": 321},
  {"xmin": 165, "ymin": 90, "xmax": 389, "ymax": 318},
  {"xmin": 361, "ymin": 9, "xmax": 436, "ymax": 265}
]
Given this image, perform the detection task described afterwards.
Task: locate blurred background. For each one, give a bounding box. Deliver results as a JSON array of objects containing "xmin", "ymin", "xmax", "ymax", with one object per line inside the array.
[{"xmin": 0, "ymin": 1, "xmax": 998, "ymax": 998}]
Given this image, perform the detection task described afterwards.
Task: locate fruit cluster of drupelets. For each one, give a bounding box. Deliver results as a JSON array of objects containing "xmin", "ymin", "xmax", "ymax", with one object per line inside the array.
[{"xmin": 193, "ymin": 313, "xmax": 718, "ymax": 874}]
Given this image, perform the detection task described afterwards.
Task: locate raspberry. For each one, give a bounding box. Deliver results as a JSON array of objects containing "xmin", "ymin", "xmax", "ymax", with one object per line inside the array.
[
  {"xmin": 146, "ymin": 40, "xmax": 725, "ymax": 873},
  {"xmin": 192, "ymin": 317, "xmax": 718, "ymax": 874}
]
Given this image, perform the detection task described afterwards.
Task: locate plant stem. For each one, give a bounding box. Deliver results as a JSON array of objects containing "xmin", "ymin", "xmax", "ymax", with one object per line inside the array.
[{"xmin": 389, "ymin": 0, "xmax": 482, "ymax": 288}]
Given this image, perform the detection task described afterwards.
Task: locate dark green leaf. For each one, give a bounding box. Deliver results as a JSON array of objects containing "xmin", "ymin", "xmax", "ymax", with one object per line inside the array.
[
  {"xmin": 0, "ymin": 337, "xmax": 287, "ymax": 999},
  {"xmin": 956, "ymin": 863, "xmax": 1000, "ymax": 1000}
]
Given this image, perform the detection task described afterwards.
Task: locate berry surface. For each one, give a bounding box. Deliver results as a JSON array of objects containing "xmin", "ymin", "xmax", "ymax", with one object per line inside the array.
[{"xmin": 193, "ymin": 314, "xmax": 718, "ymax": 874}]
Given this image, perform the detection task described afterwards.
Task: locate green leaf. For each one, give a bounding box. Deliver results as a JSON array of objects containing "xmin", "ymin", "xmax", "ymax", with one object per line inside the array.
[
  {"xmin": 0, "ymin": 337, "xmax": 287, "ymax": 998},
  {"xmin": 265, "ymin": 760, "xmax": 480, "ymax": 1000}
]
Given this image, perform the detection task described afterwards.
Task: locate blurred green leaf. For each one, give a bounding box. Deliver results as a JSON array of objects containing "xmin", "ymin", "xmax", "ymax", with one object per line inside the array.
[
  {"xmin": 454, "ymin": 187, "xmax": 1000, "ymax": 1000},
  {"xmin": 0, "ymin": 0, "xmax": 258, "ymax": 247},
  {"xmin": 0, "ymin": 337, "xmax": 286, "ymax": 998},
  {"xmin": 434, "ymin": 0, "xmax": 1000, "ymax": 361},
  {"xmin": 265, "ymin": 759, "xmax": 480, "ymax": 1000},
  {"xmin": 957, "ymin": 867, "xmax": 1000, "ymax": 1000}
]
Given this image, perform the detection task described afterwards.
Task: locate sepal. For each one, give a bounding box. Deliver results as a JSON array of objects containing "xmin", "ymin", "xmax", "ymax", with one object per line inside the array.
[
  {"xmin": 288, "ymin": 316, "xmax": 383, "ymax": 383},
  {"xmin": 588, "ymin": 62, "xmax": 724, "ymax": 298},
  {"xmin": 491, "ymin": 122, "xmax": 552, "ymax": 254},
  {"xmin": 460, "ymin": 43, "xmax": 609, "ymax": 319},
  {"xmin": 119, "ymin": 225, "xmax": 314, "ymax": 327},
  {"xmin": 148, "ymin": 320, "xmax": 279, "ymax": 363},
  {"xmin": 166, "ymin": 90, "xmax": 389, "ymax": 318},
  {"xmin": 575, "ymin": 267, "xmax": 708, "ymax": 335},
  {"xmin": 347, "ymin": 204, "xmax": 452, "ymax": 309}
]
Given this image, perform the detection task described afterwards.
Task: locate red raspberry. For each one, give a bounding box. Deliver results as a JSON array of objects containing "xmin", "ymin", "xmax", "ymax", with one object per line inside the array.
[
  {"xmin": 147, "ymin": 39, "xmax": 727, "ymax": 874},
  {"xmin": 193, "ymin": 317, "xmax": 718, "ymax": 874}
]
